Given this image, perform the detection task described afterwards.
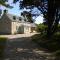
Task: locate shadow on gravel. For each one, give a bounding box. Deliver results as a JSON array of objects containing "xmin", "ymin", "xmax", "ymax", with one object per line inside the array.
[{"xmin": 4, "ymin": 37, "xmax": 47, "ymax": 60}]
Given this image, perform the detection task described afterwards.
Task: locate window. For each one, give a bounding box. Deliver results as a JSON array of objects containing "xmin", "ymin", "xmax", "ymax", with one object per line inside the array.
[
  {"xmin": 13, "ymin": 16, "xmax": 16, "ymax": 20},
  {"xmin": 16, "ymin": 26, "xmax": 18, "ymax": 30},
  {"xmin": 24, "ymin": 19, "xmax": 26, "ymax": 21},
  {"xmin": 19, "ymin": 17, "xmax": 21, "ymax": 21},
  {"xmin": 25, "ymin": 26, "xmax": 29, "ymax": 31}
]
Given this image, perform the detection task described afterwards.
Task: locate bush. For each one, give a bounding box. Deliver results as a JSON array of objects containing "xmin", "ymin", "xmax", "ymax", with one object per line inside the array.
[
  {"xmin": 57, "ymin": 24, "xmax": 60, "ymax": 32},
  {"xmin": 36, "ymin": 24, "xmax": 47, "ymax": 34},
  {"xmin": 32, "ymin": 24, "xmax": 60, "ymax": 59},
  {"xmin": 0, "ymin": 37, "xmax": 7, "ymax": 58},
  {"xmin": 32, "ymin": 32, "xmax": 60, "ymax": 52},
  {"xmin": 32, "ymin": 33, "xmax": 48, "ymax": 48},
  {"xmin": 53, "ymin": 50, "xmax": 60, "ymax": 60}
]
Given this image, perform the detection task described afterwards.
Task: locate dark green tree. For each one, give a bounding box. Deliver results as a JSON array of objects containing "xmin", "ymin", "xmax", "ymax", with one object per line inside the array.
[
  {"xmin": 1, "ymin": 0, "xmax": 60, "ymax": 38},
  {"xmin": 0, "ymin": 0, "xmax": 14, "ymax": 16},
  {"xmin": 21, "ymin": 11, "xmax": 33, "ymax": 23},
  {"xmin": 19, "ymin": 0, "xmax": 60, "ymax": 38},
  {"xmin": 0, "ymin": 0, "xmax": 13, "ymax": 8},
  {"xmin": 47, "ymin": 0, "xmax": 60, "ymax": 37}
]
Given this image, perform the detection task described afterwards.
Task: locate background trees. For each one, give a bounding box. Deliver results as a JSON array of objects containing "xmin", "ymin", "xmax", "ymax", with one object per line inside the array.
[
  {"xmin": 0, "ymin": 0, "xmax": 60, "ymax": 38},
  {"xmin": 36, "ymin": 23, "xmax": 47, "ymax": 34},
  {"xmin": 21, "ymin": 11, "xmax": 33, "ymax": 23},
  {"xmin": 0, "ymin": 0, "xmax": 13, "ymax": 8},
  {"xmin": 47, "ymin": 0, "xmax": 60, "ymax": 37},
  {"xmin": 19, "ymin": 0, "xmax": 60, "ymax": 38},
  {"xmin": 0, "ymin": 0, "xmax": 8, "ymax": 7},
  {"xmin": 0, "ymin": 0, "xmax": 13, "ymax": 16}
]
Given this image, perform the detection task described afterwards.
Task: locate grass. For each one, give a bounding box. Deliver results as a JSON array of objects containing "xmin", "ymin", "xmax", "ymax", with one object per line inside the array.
[{"xmin": 0, "ymin": 37, "xmax": 7, "ymax": 58}]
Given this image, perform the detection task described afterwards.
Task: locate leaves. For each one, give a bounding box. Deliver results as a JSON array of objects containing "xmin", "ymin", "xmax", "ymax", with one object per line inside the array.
[
  {"xmin": 13, "ymin": 0, "xmax": 19, "ymax": 3},
  {"xmin": 0, "ymin": 0, "xmax": 13, "ymax": 8},
  {"xmin": 21, "ymin": 11, "xmax": 33, "ymax": 23},
  {"xmin": 20, "ymin": 0, "xmax": 42, "ymax": 9}
]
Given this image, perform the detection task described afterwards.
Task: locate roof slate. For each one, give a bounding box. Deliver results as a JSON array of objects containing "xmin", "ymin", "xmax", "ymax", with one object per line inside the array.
[{"xmin": 0, "ymin": 13, "xmax": 36, "ymax": 27}]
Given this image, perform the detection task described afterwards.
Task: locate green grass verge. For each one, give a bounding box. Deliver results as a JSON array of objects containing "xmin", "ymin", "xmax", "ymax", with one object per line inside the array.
[{"xmin": 0, "ymin": 37, "xmax": 7, "ymax": 58}]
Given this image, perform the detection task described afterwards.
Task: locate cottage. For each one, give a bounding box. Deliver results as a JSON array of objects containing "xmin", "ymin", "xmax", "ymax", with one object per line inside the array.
[{"xmin": 0, "ymin": 12, "xmax": 36, "ymax": 34}]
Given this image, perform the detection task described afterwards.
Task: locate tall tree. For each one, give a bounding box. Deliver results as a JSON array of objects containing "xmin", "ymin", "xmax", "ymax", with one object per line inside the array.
[
  {"xmin": 1, "ymin": 0, "xmax": 60, "ymax": 37},
  {"xmin": 47, "ymin": 0, "xmax": 60, "ymax": 37},
  {"xmin": 0, "ymin": 0, "xmax": 13, "ymax": 8},
  {"xmin": 0, "ymin": 0, "xmax": 13, "ymax": 16},
  {"xmin": 21, "ymin": 11, "xmax": 33, "ymax": 23},
  {"xmin": 19, "ymin": 0, "xmax": 60, "ymax": 38}
]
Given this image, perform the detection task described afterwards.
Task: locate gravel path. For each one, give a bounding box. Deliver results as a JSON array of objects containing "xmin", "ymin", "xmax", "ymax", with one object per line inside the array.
[
  {"xmin": 0, "ymin": 33, "xmax": 55, "ymax": 60},
  {"xmin": 0, "ymin": 33, "xmax": 38, "ymax": 39}
]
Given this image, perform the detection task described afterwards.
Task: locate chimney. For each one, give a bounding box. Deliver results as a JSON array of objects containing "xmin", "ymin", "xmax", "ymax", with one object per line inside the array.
[{"xmin": 4, "ymin": 9, "xmax": 8, "ymax": 14}]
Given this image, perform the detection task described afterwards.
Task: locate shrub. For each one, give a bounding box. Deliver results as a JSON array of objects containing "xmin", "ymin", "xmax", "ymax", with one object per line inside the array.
[
  {"xmin": 36, "ymin": 24, "xmax": 47, "ymax": 34},
  {"xmin": 0, "ymin": 37, "xmax": 7, "ymax": 58},
  {"xmin": 32, "ymin": 32, "xmax": 60, "ymax": 52},
  {"xmin": 53, "ymin": 50, "xmax": 60, "ymax": 60},
  {"xmin": 57, "ymin": 24, "xmax": 60, "ymax": 32}
]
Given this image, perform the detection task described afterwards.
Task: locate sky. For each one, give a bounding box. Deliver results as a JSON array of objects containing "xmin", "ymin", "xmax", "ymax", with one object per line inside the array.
[
  {"xmin": 0, "ymin": 0, "xmax": 43, "ymax": 24},
  {"xmin": 35, "ymin": 15, "xmax": 43, "ymax": 24}
]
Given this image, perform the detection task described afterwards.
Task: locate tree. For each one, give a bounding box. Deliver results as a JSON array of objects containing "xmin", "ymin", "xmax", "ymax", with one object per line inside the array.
[
  {"xmin": 1, "ymin": 0, "xmax": 60, "ymax": 38},
  {"xmin": 0, "ymin": 0, "xmax": 8, "ymax": 7},
  {"xmin": 0, "ymin": 0, "xmax": 13, "ymax": 8},
  {"xmin": 47, "ymin": 0, "xmax": 60, "ymax": 37},
  {"xmin": 36, "ymin": 23, "xmax": 47, "ymax": 34},
  {"xmin": 0, "ymin": 0, "xmax": 14, "ymax": 16},
  {"xmin": 19, "ymin": 0, "xmax": 60, "ymax": 38},
  {"xmin": 21, "ymin": 11, "xmax": 33, "ymax": 23}
]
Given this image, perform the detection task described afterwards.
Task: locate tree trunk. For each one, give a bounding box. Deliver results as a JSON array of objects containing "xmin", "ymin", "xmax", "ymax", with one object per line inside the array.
[{"xmin": 47, "ymin": 0, "xmax": 56, "ymax": 38}]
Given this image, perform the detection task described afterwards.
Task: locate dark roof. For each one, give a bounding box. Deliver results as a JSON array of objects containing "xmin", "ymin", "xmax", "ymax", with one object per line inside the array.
[
  {"xmin": 1, "ymin": 13, "xmax": 36, "ymax": 27},
  {"xmin": 6, "ymin": 13, "xmax": 25, "ymax": 22}
]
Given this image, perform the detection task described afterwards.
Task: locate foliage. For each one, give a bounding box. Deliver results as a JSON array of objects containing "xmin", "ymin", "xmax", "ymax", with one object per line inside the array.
[
  {"xmin": 53, "ymin": 50, "xmax": 60, "ymax": 60},
  {"xmin": 0, "ymin": 0, "xmax": 13, "ymax": 8},
  {"xmin": 32, "ymin": 32, "xmax": 60, "ymax": 52},
  {"xmin": 0, "ymin": 0, "xmax": 14, "ymax": 16},
  {"xmin": 36, "ymin": 23, "xmax": 47, "ymax": 34},
  {"xmin": 21, "ymin": 11, "xmax": 33, "ymax": 23},
  {"xmin": 32, "ymin": 24, "xmax": 60, "ymax": 59},
  {"xmin": 0, "ymin": 0, "xmax": 8, "ymax": 7},
  {"xmin": 57, "ymin": 24, "xmax": 60, "ymax": 31},
  {"xmin": 8, "ymin": 0, "xmax": 60, "ymax": 58},
  {"xmin": 0, "ymin": 10, "xmax": 2, "ymax": 16},
  {"xmin": 46, "ymin": 0, "xmax": 60, "ymax": 37},
  {"xmin": 13, "ymin": 0, "xmax": 19, "ymax": 3},
  {"xmin": 19, "ymin": 0, "xmax": 60, "ymax": 38},
  {"xmin": 1, "ymin": 0, "xmax": 60, "ymax": 37},
  {"xmin": 0, "ymin": 37, "xmax": 7, "ymax": 42}
]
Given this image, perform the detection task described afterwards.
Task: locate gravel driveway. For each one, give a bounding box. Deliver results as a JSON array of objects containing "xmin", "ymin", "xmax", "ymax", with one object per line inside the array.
[
  {"xmin": 0, "ymin": 33, "xmax": 54, "ymax": 60},
  {"xmin": 0, "ymin": 33, "xmax": 38, "ymax": 39}
]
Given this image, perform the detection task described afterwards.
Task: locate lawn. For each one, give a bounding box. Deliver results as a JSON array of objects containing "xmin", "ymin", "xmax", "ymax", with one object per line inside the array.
[{"xmin": 0, "ymin": 37, "xmax": 7, "ymax": 58}]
